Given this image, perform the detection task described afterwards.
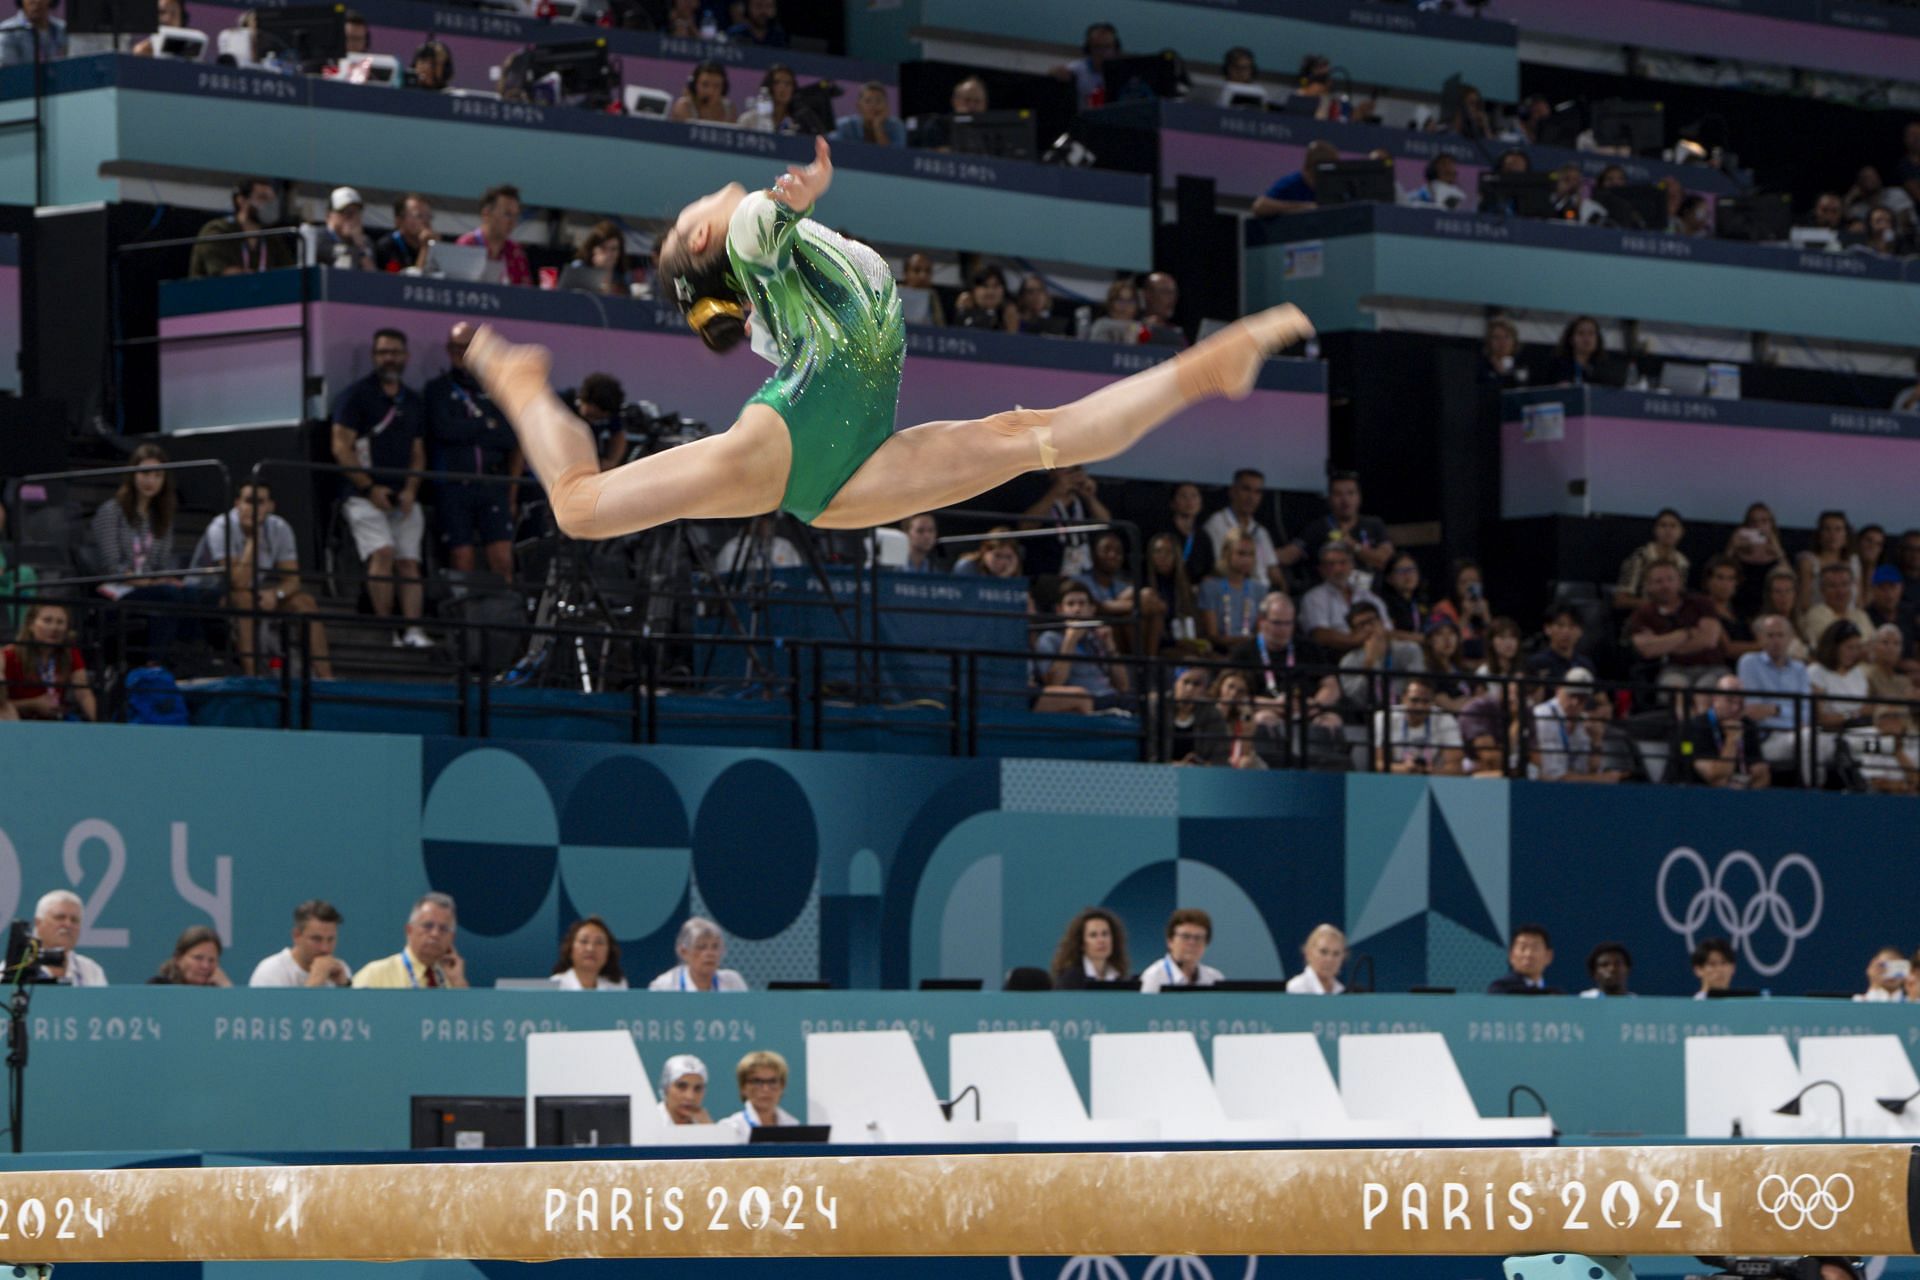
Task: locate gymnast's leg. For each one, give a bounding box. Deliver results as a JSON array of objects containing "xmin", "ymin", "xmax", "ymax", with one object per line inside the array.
[
  {"xmin": 812, "ymin": 304, "xmax": 1313, "ymax": 529},
  {"xmin": 465, "ymin": 325, "xmax": 790, "ymax": 539}
]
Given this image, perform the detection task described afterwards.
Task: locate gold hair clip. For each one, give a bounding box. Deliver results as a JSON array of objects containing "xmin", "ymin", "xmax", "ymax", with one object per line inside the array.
[{"xmin": 687, "ymin": 296, "xmax": 745, "ymax": 333}]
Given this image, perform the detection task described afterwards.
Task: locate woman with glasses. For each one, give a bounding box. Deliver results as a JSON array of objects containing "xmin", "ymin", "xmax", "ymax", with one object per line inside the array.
[
  {"xmin": 1138, "ymin": 908, "xmax": 1225, "ymax": 991},
  {"xmin": 720, "ymin": 1050, "xmax": 798, "ymax": 1139}
]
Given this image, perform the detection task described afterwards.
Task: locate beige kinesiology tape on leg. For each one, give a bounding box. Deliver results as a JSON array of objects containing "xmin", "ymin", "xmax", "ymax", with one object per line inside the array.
[
  {"xmin": 548, "ymin": 464, "xmax": 606, "ymax": 539},
  {"xmin": 985, "ymin": 406, "xmax": 1059, "ymax": 469}
]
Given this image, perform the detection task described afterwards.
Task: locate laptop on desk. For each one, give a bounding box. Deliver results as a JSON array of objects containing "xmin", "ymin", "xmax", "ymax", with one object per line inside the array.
[{"xmin": 426, "ymin": 240, "xmax": 490, "ymax": 282}]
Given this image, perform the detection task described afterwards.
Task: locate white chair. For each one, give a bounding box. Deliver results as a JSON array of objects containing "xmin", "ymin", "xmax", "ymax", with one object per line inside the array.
[
  {"xmin": 949, "ymin": 1031, "xmax": 1157, "ymax": 1142},
  {"xmin": 1683, "ymin": 1034, "xmax": 1810, "ymax": 1138},
  {"xmin": 524, "ymin": 1030, "xmax": 667, "ymax": 1147},
  {"xmin": 1796, "ymin": 1035, "xmax": 1920, "ymax": 1138},
  {"xmin": 1089, "ymin": 1032, "xmax": 1291, "ymax": 1141},
  {"xmin": 1213, "ymin": 1034, "xmax": 1401, "ymax": 1139},
  {"xmin": 807, "ymin": 1030, "xmax": 1014, "ymax": 1144},
  {"xmin": 1339, "ymin": 1033, "xmax": 1554, "ymax": 1139}
]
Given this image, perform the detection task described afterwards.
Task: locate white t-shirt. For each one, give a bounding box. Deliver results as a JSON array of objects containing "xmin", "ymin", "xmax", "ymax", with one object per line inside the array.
[
  {"xmin": 1285, "ymin": 969, "xmax": 1343, "ymax": 995},
  {"xmin": 1858, "ymin": 986, "xmax": 1907, "ymax": 1003},
  {"xmin": 1372, "ymin": 707, "xmax": 1463, "ymax": 769},
  {"xmin": 1138, "ymin": 953, "xmax": 1225, "ymax": 992},
  {"xmin": 717, "ymin": 1105, "xmax": 799, "ymax": 1141},
  {"xmin": 647, "ymin": 965, "xmax": 748, "ymax": 992},
  {"xmin": 1531, "ymin": 698, "xmax": 1594, "ymax": 780},
  {"xmin": 1201, "ymin": 509, "xmax": 1280, "ymax": 584},
  {"xmin": 1809, "ymin": 663, "xmax": 1871, "ymax": 712},
  {"xmin": 551, "ymin": 968, "xmax": 630, "ymax": 991},
  {"xmin": 249, "ymin": 946, "xmax": 352, "ymax": 987},
  {"xmin": 190, "ymin": 511, "xmax": 300, "ymax": 580},
  {"xmin": 51, "ymin": 952, "xmax": 107, "ymax": 986}
]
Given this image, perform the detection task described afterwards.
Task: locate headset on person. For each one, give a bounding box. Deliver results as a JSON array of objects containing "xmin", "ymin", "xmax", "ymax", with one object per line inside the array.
[{"xmin": 686, "ymin": 56, "xmax": 729, "ymax": 100}]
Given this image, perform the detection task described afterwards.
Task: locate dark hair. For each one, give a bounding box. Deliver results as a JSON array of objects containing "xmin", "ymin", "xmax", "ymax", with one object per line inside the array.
[
  {"xmin": 12, "ymin": 601, "xmax": 75, "ymax": 686},
  {"xmin": 232, "ymin": 177, "xmax": 272, "ymax": 212},
  {"xmin": 393, "ymin": 191, "xmax": 430, "ymax": 220},
  {"xmin": 1055, "ymin": 580, "xmax": 1093, "ymax": 606},
  {"xmin": 1542, "ymin": 603, "xmax": 1582, "ymax": 628},
  {"xmin": 552, "ymin": 915, "xmax": 625, "ymax": 984},
  {"xmin": 1051, "ymin": 907, "xmax": 1131, "ymax": 981},
  {"xmin": 575, "ymin": 218, "xmax": 628, "ymax": 275},
  {"xmin": 1816, "ymin": 618, "xmax": 1862, "ymax": 670},
  {"xmin": 655, "ymin": 214, "xmax": 747, "ymax": 353},
  {"xmin": 1166, "ymin": 907, "xmax": 1212, "ymax": 942},
  {"xmin": 113, "ymin": 441, "xmax": 178, "ymax": 539},
  {"xmin": 410, "ymin": 40, "xmax": 452, "ymax": 79},
  {"xmin": 1346, "ymin": 600, "xmax": 1381, "ymax": 625},
  {"xmin": 479, "ymin": 183, "xmax": 521, "ymax": 213},
  {"xmin": 237, "ymin": 476, "xmax": 273, "ymax": 500},
  {"xmin": 1083, "ymin": 21, "xmax": 1119, "ymax": 53},
  {"xmin": 372, "ymin": 327, "xmax": 407, "ymax": 350},
  {"xmin": 968, "ymin": 264, "xmax": 1008, "ymax": 291},
  {"xmin": 1691, "ymin": 937, "xmax": 1735, "ymax": 968},
  {"xmin": 1702, "ymin": 553, "xmax": 1738, "ymax": 582},
  {"xmin": 342, "ymin": 7, "xmax": 364, "ymax": 22},
  {"xmin": 1231, "ymin": 467, "xmax": 1265, "ymax": 485},
  {"xmin": 292, "ymin": 899, "xmax": 341, "ymax": 929},
  {"xmin": 578, "ymin": 372, "xmax": 625, "ymax": 416},
  {"xmin": 1510, "ymin": 923, "xmax": 1551, "ymax": 949},
  {"xmin": 1327, "ymin": 469, "xmax": 1361, "ymax": 490},
  {"xmin": 1496, "ymin": 148, "xmax": 1530, "ymax": 172},
  {"xmin": 1297, "ymin": 53, "xmax": 1330, "ymax": 84},
  {"xmin": 689, "ymin": 57, "xmax": 729, "ymax": 95},
  {"xmin": 759, "ymin": 61, "xmax": 795, "ymax": 103},
  {"xmin": 1586, "ymin": 941, "xmax": 1632, "ymax": 975},
  {"xmin": 1222, "ymin": 45, "xmax": 1255, "ymax": 76},
  {"xmin": 153, "ymin": 924, "xmax": 222, "ymax": 984},
  {"xmin": 1556, "ymin": 314, "xmax": 1604, "ymax": 360}
]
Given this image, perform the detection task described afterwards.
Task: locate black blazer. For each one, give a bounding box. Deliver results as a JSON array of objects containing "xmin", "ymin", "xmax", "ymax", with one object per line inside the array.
[{"xmin": 1487, "ymin": 972, "xmax": 1562, "ymax": 995}]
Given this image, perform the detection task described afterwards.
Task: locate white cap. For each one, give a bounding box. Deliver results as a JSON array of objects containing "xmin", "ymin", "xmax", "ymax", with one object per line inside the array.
[
  {"xmin": 330, "ymin": 186, "xmax": 364, "ymax": 213},
  {"xmin": 660, "ymin": 1054, "xmax": 708, "ymax": 1088},
  {"xmin": 1562, "ymin": 667, "xmax": 1594, "ymax": 686}
]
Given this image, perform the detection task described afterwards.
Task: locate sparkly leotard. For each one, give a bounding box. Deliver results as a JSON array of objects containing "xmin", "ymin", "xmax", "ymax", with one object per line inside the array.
[{"xmin": 726, "ymin": 191, "xmax": 906, "ymax": 522}]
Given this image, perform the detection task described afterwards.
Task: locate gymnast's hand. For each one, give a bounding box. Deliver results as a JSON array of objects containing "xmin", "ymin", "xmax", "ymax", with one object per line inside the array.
[{"xmin": 772, "ymin": 136, "xmax": 833, "ymax": 210}]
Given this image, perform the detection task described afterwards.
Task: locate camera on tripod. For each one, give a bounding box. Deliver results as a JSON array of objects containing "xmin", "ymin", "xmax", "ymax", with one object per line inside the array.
[
  {"xmin": 4, "ymin": 920, "xmax": 60, "ymax": 985},
  {"xmin": 618, "ymin": 401, "xmax": 708, "ymax": 461}
]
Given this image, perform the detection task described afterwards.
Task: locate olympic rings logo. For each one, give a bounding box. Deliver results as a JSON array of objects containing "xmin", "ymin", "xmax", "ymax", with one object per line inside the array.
[
  {"xmin": 1757, "ymin": 1173, "xmax": 1853, "ymax": 1231},
  {"xmin": 1656, "ymin": 847, "xmax": 1823, "ymax": 977}
]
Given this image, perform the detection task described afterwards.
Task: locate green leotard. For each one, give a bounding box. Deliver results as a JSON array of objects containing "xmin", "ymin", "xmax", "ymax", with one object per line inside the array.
[{"xmin": 725, "ymin": 190, "xmax": 906, "ymax": 523}]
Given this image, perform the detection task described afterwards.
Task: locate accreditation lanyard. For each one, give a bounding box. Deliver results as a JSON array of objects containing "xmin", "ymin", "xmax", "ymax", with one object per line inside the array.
[
  {"xmin": 1255, "ymin": 631, "xmax": 1293, "ymax": 697},
  {"xmin": 400, "ymin": 952, "xmax": 439, "ymax": 989},
  {"xmin": 678, "ymin": 966, "xmax": 718, "ymax": 992}
]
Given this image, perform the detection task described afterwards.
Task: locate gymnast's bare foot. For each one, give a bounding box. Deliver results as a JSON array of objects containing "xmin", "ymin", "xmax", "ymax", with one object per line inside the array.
[
  {"xmin": 465, "ymin": 324, "xmax": 553, "ymax": 420},
  {"xmin": 1174, "ymin": 303, "xmax": 1316, "ymax": 403}
]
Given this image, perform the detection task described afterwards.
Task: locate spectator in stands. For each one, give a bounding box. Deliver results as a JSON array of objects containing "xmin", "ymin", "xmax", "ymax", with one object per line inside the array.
[
  {"xmin": 1295, "ymin": 53, "xmax": 1370, "ymax": 122},
  {"xmin": 1540, "ymin": 315, "xmax": 1623, "ymax": 388},
  {"xmin": 375, "ymin": 193, "xmax": 435, "ymax": 274},
  {"xmin": 1302, "ymin": 541, "xmax": 1387, "ymax": 654},
  {"xmin": 407, "ymin": 40, "xmax": 452, "ymax": 91},
  {"xmin": 249, "ymin": 899, "xmax": 352, "ymax": 987},
  {"xmin": 1901, "ymin": 528, "xmax": 1920, "ymax": 608},
  {"xmin": 1406, "ymin": 154, "xmax": 1468, "ymax": 211},
  {"xmin": 129, "ymin": 0, "xmax": 186, "ymax": 56},
  {"xmin": 1164, "ymin": 665, "xmax": 1228, "ymax": 762},
  {"xmin": 1474, "ymin": 615, "xmax": 1523, "ymax": 684},
  {"xmin": 715, "ymin": 515, "xmax": 802, "ymax": 573},
  {"xmin": 1523, "ymin": 605, "xmax": 1593, "ymax": 694},
  {"xmin": 1864, "ymin": 623, "xmax": 1912, "ymax": 707},
  {"xmin": 1141, "ymin": 534, "xmax": 1201, "ymax": 656},
  {"xmin": 0, "ymin": 0, "xmax": 65, "ymax": 66},
  {"xmin": 1798, "ymin": 509, "xmax": 1861, "ymax": 613},
  {"xmin": 1479, "ymin": 317, "xmax": 1525, "ymax": 387},
  {"xmin": 1199, "ymin": 532, "xmax": 1268, "ymax": 643},
  {"xmin": 1050, "ymin": 907, "xmax": 1130, "ymax": 987},
  {"xmin": 1207, "ymin": 670, "xmax": 1266, "ymax": 769},
  {"xmin": 1800, "ymin": 562, "xmax": 1873, "ymax": 649},
  {"xmin": 1446, "ymin": 83, "xmax": 1493, "ymax": 139},
  {"xmin": 1700, "ymin": 554, "xmax": 1758, "ymax": 664},
  {"xmin": 149, "ymin": 926, "xmax": 230, "ymax": 986},
  {"xmin": 1139, "ymin": 271, "xmax": 1186, "ymax": 348},
  {"xmin": 1158, "ymin": 482, "xmax": 1213, "ymax": 582},
  {"xmin": 331, "ymin": 328, "xmax": 430, "ymax": 649},
  {"xmin": 562, "ymin": 221, "xmax": 633, "ymax": 296},
  {"xmin": 1087, "ymin": 278, "xmax": 1144, "ymax": 344},
  {"xmin": 1761, "ymin": 567, "xmax": 1808, "ymax": 655},
  {"xmin": 32, "ymin": 890, "xmax": 105, "ymax": 984},
  {"xmin": 1076, "ymin": 530, "xmax": 1139, "ymax": 619},
  {"xmin": 1866, "ymin": 205, "xmax": 1911, "ymax": 255},
  {"xmin": 1283, "ymin": 471, "xmax": 1394, "ymax": 582},
  {"xmin": 1252, "ymin": 140, "xmax": 1339, "ymax": 219},
  {"xmin": 456, "ymin": 184, "xmax": 530, "ymax": 286},
  {"xmin": 1014, "ymin": 274, "xmax": 1070, "ymax": 337},
  {"xmin": 952, "ymin": 265, "xmax": 1019, "ymax": 332},
  {"xmin": 726, "ymin": 0, "xmax": 786, "ymax": 46},
  {"xmin": 1673, "ymin": 674, "xmax": 1770, "ymax": 788},
  {"xmin": 744, "ymin": 64, "xmax": 803, "ymax": 134},
  {"xmin": 1846, "ymin": 165, "xmax": 1915, "ymax": 224},
  {"xmin": 719, "ymin": 1051, "xmax": 796, "ymax": 1137},
  {"xmin": 1531, "ymin": 669, "xmax": 1620, "ymax": 783},
  {"xmin": 833, "ymin": 81, "xmax": 905, "ymax": 147},
  {"xmin": 1737, "ymin": 614, "xmax": 1819, "ymax": 776},
  {"xmin": 1374, "ymin": 676, "xmax": 1462, "ymax": 775},
  {"xmin": 1431, "ymin": 558, "xmax": 1492, "ymax": 659},
  {"xmin": 340, "ymin": 9, "xmax": 368, "ymax": 54},
  {"xmin": 670, "ymin": 59, "xmax": 735, "ymax": 123},
  {"xmin": 1580, "ymin": 942, "xmax": 1633, "ymax": 998},
  {"xmin": 953, "ymin": 527, "xmax": 1022, "ymax": 579},
  {"xmin": 650, "ymin": 916, "xmax": 747, "ymax": 991},
  {"xmin": 1802, "ymin": 192, "xmax": 1844, "ymax": 231},
  {"xmin": 89, "ymin": 442, "xmax": 219, "ymax": 667},
  {"xmin": 1691, "ymin": 938, "xmax": 1735, "ymax": 998},
  {"xmin": 1627, "ymin": 559, "xmax": 1724, "ymax": 684},
  {"xmin": 1032, "ymin": 579, "xmax": 1130, "ymax": 712},
  {"xmin": 550, "ymin": 915, "xmax": 627, "ymax": 990},
  {"xmin": 425, "ymin": 322, "xmax": 518, "ymax": 580},
  {"xmin": 4, "ymin": 603, "xmax": 94, "ymax": 722},
  {"xmin": 1494, "ymin": 148, "xmax": 1530, "ymax": 176},
  {"xmin": 655, "ymin": 1057, "xmax": 713, "ymax": 1126},
  {"xmin": 1809, "ymin": 620, "xmax": 1871, "ymax": 725},
  {"xmin": 1858, "ymin": 523, "xmax": 1889, "ymax": 585},
  {"xmin": 1201, "ymin": 468, "xmax": 1282, "ymax": 590},
  {"xmin": 1487, "ymin": 924, "xmax": 1559, "ymax": 994},
  {"xmin": 1860, "ymin": 947, "xmax": 1909, "ymax": 1002},
  {"xmin": 1051, "ymin": 21, "xmax": 1120, "ymax": 107},
  {"xmin": 1138, "ymin": 908, "xmax": 1222, "ymax": 992},
  {"xmin": 1727, "ymin": 516, "xmax": 1788, "ymax": 622},
  {"xmin": 1849, "ymin": 701, "xmax": 1918, "ymax": 794},
  {"xmin": 1286, "ymin": 924, "xmax": 1346, "ymax": 995},
  {"xmin": 1867, "ymin": 567, "xmax": 1911, "ymax": 654},
  {"xmin": 352, "ymin": 892, "xmax": 467, "ymax": 988},
  {"xmin": 1673, "ymin": 195, "xmax": 1712, "ymax": 238},
  {"xmin": 1421, "ymin": 616, "xmax": 1474, "ymax": 711},
  {"xmin": 188, "ymin": 479, "xmax": 335, "ymax": 679},
  {"xmin": 1021, "ymin": 464, "xmax": 1107, "ymax": 578},
  {"xmin": 569, "ymin": 373, "xmax": 629, "ymax": 471},
  {"xmin": 897, "ymin": 251, "xmax": 945, "ymax": 326},
  {"xmin": 312, "ymin": 186, "xmax": 376, "ymax": 272},
  {"xmin": 1339, "ymin": 599, "xmax": 1424, "ymax": 710},
  {"xmin": 188, "ymin": 178, "xmax": 295, "ymax": 278},
  {"xmin": 1217, "ymin": 46, "xmax": 1265, "ymax": 109},
  {"xmin": 901, "ymin": 513, "xmax": 945, "ymax": 574},
  {"xmin": 1549, "ymin": 165, "xmax": 1605, "ymax": 225},
  {"xmin": 1377, "ymin": 552, "xmax": 1426, "ymax": 641},
  {"xmin": 919, "ymin": 75, "xmax": 988, "ymax": 151},
  {"xmin": 1230, "ymin": 590, "xmax": 1322, "ymax": 692}
]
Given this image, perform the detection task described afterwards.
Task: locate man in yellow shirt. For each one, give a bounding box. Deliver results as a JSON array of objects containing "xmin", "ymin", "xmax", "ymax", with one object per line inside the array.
[{"xmin": 351, "ymin": 892, "xmax": 468, "ymax": 989}]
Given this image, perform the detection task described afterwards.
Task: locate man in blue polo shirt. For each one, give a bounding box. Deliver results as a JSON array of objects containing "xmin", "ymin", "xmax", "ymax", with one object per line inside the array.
[
  {"xmin": 1252, "ymin": 140, "xmax": 1338, "ymax": 218},
  {"xmin": 424, "ymin": 322, "xmax": 519, "ymax": 580},
  {"xmin": 330, "ymin": 328, "xmax": 431, "ymax": 648},
  {"xmin": 1736, "ymin": 613, "xmax": 1824, "ymax": 781}
]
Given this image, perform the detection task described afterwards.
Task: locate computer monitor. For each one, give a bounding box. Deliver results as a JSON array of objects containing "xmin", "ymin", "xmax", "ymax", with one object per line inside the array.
[
  {"xmin": 1479, "ymin": 173, "xmax": 1556, "ymax": 219},
  {"xmin": 534, "ymin": 1095, "xmax": 631, "ymax": 1147},
  {"xmin": 254, "ymin": 3, "xmax": 347, "ymax": 68},
  {"xmin": 1715, "ymin": 193, "xmax": 1793, "ymax": 243},
  {"xmin": 1590, "ymin": 99, "xmax": 1664, "ymax": 157},
  {"xmin": 523, "ymin": 39, "xmax": 619, "ymax": 109},
  {"xmin": 918, "ymin": 978, "xmax": 984, "ymax": 991},
  {"xmin": 949, "ymin": 110, "xmax": 1037, "ymax": 162},
  {"xmin": 65, "ymin": 0, "xmax": 156, "ymax": 36},
  {"xmin": 1596, "ymin": 184, "xmax": 1668, "ymax": 231},
  {"xmin": 1163, "ymin": 979, "xmax": 1291, "ymax": 993},
  {"xmin": 410, "ymin": 1095, "xmax": 526, "ymax": 1150},
  {"xmin": 766, "ymin": 979, "xmax": 832, "ymax": 991},
  {"xmin": 1315, "ymin": 158, "xmax": 1396, "ymax": 206},
  {"xmin": 1532, "ymin": 103, "xmax": 1584, "ymax": 150},
  {"xmin": 748, "ymin": 1124, "xmax": 832, "ymax": 1144},
  {"xmin": 1101, "ymin": 51, "xmax": 1180, "ymax": 103}
]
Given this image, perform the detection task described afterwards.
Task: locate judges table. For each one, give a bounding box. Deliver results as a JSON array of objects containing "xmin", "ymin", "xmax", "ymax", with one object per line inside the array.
[
  {"xmin": 156, "ymin": 267, "xmax": 1329, "ymax": 489},
  {"xmin": 1501, "ymin": 385, "xmax": 1920, "ymax": 526},
  {"xmin": 0, "ymin": 55, "xmax": 1148, "ymax": 269},
  {"xmin": 1246, "ymin": 202, "xmax": 1920, "ymax": 347}
]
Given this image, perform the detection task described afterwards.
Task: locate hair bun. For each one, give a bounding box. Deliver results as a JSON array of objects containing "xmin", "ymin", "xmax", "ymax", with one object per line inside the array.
[{"xmin": 687, "ymin": 296, "xmax": 747, "ymax": 353}]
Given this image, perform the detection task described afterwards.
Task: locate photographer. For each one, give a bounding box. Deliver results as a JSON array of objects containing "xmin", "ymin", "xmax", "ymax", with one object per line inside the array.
[{"xmin": 572, "ymin": 374, "xmax": 629, "ymax": 473}]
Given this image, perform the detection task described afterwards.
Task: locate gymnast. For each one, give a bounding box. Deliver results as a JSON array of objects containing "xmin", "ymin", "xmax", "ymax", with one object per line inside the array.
[{"xmin": 466, "ymin": 137, "xmax": 1315, "ymax": 538}]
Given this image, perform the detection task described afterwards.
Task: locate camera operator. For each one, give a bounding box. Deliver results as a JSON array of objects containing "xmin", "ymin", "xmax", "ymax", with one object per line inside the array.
[
  {"xmin": 31, "ymin": 890, "xmax": 107, "ymax": 985},
  {"xmin": 572, "ymin": 374, "xmax": 629, "ymax": 473}
]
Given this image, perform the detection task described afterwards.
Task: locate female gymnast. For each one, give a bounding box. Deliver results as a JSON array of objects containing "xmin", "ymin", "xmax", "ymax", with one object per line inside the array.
[{"xmin": 465, "ymin": 137, "xmax": 1314, "ymax": 538}]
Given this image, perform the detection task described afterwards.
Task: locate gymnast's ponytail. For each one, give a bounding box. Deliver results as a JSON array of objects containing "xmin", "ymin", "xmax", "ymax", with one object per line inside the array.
[{"xmin": 657, "ymin": 234, "xmax": 749, "ymax": 354}]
